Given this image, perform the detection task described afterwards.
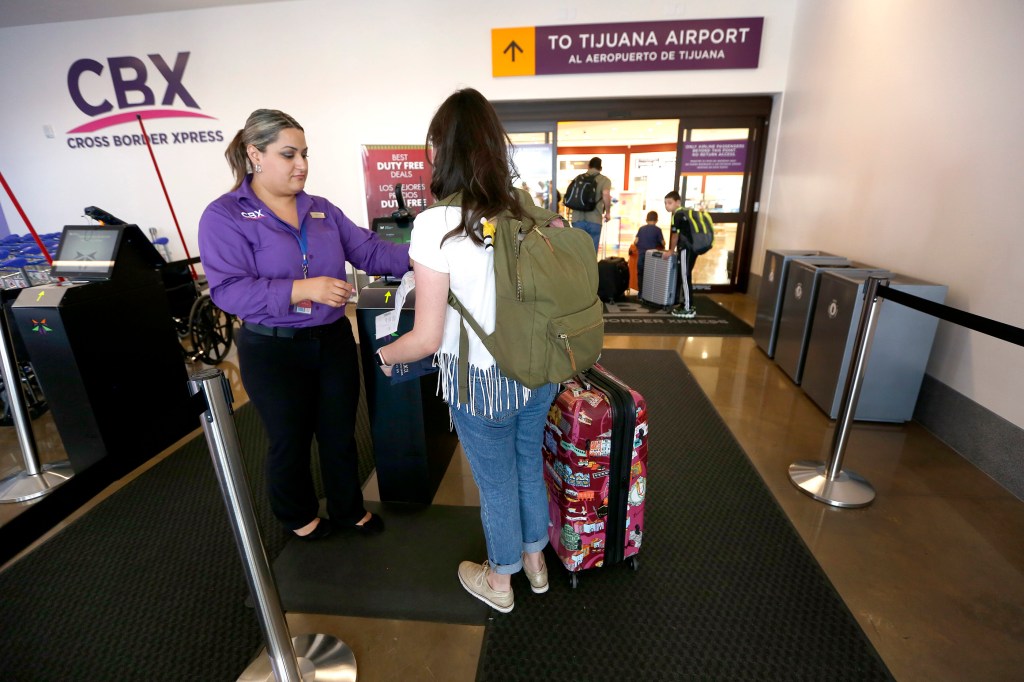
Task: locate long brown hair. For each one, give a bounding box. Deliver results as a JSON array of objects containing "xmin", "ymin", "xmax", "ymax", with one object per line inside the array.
[
  {"xmin": 224, "ymin": 109, "xmax": 304, "ymax": 190},
  {"xmin": 426, "ymin": 88, "xmax": 523, "ymax": 245}
]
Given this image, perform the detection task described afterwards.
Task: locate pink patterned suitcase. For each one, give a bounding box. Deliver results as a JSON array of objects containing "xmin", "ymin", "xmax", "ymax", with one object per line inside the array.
[{"xmin": 542, "ymin": 363, "xmax": 648, "ymax": 588}]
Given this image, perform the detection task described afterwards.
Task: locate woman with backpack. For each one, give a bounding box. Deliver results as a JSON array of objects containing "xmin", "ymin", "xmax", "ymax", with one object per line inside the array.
[{"xmin": 374, "ymin": 88, "xmax": 558, "ymax": 613}]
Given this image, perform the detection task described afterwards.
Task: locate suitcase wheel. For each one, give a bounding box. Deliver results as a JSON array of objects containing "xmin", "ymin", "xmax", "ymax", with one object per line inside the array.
[{"xmin": 569, "ymin": 573, "xmax": 579, "ymax": 590}]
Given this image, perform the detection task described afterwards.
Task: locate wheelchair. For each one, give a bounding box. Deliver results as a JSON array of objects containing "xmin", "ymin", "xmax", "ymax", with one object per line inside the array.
[
  {"xmin": 81, "ymin": 206, "xmax": 235, "ymax": 365},
  {"xmin": 160, "ymin": 257, "xmax": 235, "ymax": 365}
]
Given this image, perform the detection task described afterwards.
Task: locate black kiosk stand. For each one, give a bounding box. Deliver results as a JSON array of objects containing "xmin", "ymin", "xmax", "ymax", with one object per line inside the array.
[
  {"xmin": 11, "ymin": 224, "xmax": 196, "ymax": 476},
  {"xmin": 356, "ymin": 201, "xmax": 458, "ymax": 504},
  {"xmin": 356, "ymin": 283, "xmax": 458, "ymax": 504}
]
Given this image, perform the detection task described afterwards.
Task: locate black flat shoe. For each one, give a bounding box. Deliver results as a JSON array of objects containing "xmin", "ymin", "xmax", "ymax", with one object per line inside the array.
[
  {"xmin": 294, "ymin": 518, "xmax": 332, "ymax": 542},
  {"xmin": 353, "ymin": 513, "xmax": 385, "ymax": 535}
]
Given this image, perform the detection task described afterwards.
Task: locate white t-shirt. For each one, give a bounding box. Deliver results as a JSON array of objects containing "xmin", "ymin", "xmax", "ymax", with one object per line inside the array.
[
  {"xmin": 408, "ymin": 203, "xmax": 496, "ymax": 369},
  {"xmin": 411, "ymin": 203, "xmax": 533, "ymax": 413}
]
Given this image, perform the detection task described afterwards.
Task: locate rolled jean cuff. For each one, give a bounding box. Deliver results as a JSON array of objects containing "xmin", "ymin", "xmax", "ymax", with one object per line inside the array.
[
  {"xmin": 491, "ymin": 557, "xmax": 523, "ymax": 575},
  {"xmin": 523, "ymin": 536, "xmax": 548, "ymax": 555}
]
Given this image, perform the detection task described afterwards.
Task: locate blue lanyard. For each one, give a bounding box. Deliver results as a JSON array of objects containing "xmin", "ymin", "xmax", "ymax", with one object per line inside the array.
[{"xmin": 289, "ymin": 220, "xmax": 309, "ymax": 278}]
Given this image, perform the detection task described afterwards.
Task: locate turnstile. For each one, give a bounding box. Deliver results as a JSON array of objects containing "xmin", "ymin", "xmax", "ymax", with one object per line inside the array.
[
  {"xmin": 754, "ymin": 251, "xmax": 846, "ymax": 358},
  {"xmin": 774, "ymin": 260, "xmax": 890, "ymax": 384},
  {"xmin": 801, "ymin": 272, "xmax": 947, "ymax": 422},
  {"xmin": 355, "ymin": 281, "xmax": 457, "ymax": 504}
]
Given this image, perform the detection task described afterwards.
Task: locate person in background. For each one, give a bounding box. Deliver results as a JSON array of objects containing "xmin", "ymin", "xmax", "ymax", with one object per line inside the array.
[
  {"xmin": 633, "ymin": 210, "xmax": 666, "ymax": 298},
  {"xmin": 664, "ymin": 190, "xmax": 697, "ymax": 318},
  {"xmin": 373, "ymin": 88, "xmax": 556, "ymax": 613},
  {"xmin": 198, "ymin": 109, "xmax": 410, "ymax": 541},
  {"xmin": 570, "ymin": 156, "xmax": 612, "ymax": 253}
]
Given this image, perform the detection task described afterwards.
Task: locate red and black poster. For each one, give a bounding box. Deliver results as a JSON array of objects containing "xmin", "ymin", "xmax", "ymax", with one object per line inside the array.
[{"xmin": 361, "ymin": 145, "xmax": 433, "ymax": 223}]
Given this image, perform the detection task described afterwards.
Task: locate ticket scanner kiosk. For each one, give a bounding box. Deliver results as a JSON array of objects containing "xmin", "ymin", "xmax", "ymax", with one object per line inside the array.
[
  {"xmin": 355, "ymin": 282, "xmax": 458, "ymax": 504},
  {"xmin": 12, "ymin": 224, "xmax": 196, "ymax": 475}
]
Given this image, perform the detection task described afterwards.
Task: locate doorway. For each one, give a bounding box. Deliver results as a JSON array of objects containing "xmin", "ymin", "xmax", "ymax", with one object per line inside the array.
[{"xmin": 496, "ymin": 96, "xmax": 771, "ymax": 293}]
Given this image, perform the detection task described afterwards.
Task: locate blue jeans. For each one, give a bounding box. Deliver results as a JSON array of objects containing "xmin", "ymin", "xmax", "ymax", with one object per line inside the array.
[
  {"xmin": 573, "ymin": 220, "xmax": 602, "ymax": 252},
  {"xmin": 450, "ymin": 379, "xmax": 558, "ymax": 575}
]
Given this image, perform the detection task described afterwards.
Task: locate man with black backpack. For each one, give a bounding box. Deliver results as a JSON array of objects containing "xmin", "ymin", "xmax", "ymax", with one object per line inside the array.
[{"xmin": 564, "ymin": 156, "xmax": 612, "ymax": 253}]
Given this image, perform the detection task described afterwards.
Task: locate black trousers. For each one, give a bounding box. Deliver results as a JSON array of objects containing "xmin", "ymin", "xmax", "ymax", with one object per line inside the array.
[
  {"xmin": 675, "ymin": 247, "xmax": 698, "ymax": 308},
  {"xmin": 237, "ymin": 317, "xmax": 365, "ymax": 530}
]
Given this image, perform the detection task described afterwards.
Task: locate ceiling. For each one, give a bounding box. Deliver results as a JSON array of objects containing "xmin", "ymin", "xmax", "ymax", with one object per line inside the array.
[{"xmin": 0, "ymin": 0, "xmax": 293, "ymax": 28}]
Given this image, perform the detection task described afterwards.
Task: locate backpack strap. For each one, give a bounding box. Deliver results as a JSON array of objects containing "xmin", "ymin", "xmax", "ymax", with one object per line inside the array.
[
  {"xmin": 436, "ymin": 192, "xmax": 558, "ymax": 400},
  {"xmin": 687, "ymin": 208, "xmax": 713, "ymax": 234},
  {"xmin": 446, "ymin": 290, "xmax": 495, "ymax": 400}
]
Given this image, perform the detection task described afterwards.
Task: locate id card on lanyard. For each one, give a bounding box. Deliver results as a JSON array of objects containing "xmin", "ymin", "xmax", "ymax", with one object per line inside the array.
[{"xmin": 292, "ymin": 221, "xmax": 313, "ymax": 315}]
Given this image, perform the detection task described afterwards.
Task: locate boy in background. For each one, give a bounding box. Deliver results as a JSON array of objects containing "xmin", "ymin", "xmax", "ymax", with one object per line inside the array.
[
  {"xmin": 633, "ymin": 210, "xmax": 665, "ymax": 298},
  {"xmin": 664, "ymin": 191, "xmax": 697, "ymax": 318}
]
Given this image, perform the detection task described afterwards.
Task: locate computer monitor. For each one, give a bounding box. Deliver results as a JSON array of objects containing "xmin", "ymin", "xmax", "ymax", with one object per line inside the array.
[{"xmin": 51, "ymin": 225, "xmax": 127, "ymax": 280}]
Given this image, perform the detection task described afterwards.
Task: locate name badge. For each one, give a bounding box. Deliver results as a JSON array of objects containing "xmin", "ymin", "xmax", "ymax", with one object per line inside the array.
[
  {"xmin": 294, "ymin": 299, "xmax": 313, "ymax": 315},
  {"xmin": 310, "ymin": 211, "xmax": 326, "ymax": 219}
]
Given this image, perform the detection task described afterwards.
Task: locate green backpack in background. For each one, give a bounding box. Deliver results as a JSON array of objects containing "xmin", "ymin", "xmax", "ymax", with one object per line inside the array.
[
  {"xmin": 687, "ymin": 208, "xmax": 715, "ymax": 255},
  {"xmin": 434, "ymin": 192, "xmax": 604, "ymax": 395}
]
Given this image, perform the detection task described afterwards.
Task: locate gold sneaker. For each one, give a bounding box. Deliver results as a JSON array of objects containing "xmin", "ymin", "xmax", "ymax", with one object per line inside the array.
[
  {"xmin": 522, "ymin": 553, "xmax": 549, "ymax": 594},
  {"xmin": 458, "ymin": 561, "xmax": 514, "ymax": 613}
]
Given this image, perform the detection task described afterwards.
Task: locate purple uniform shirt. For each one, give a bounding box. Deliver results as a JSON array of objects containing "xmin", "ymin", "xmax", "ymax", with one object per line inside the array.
[{"xmin": 198, "ymin": 175, "xmax": 410, "ymax": 327}]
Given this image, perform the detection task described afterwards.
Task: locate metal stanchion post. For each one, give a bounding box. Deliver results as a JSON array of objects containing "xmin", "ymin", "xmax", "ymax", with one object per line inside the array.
[
  {"xmin": 0, "ymin": 305, "xmax": 72, "ymax": 503},
  {"xmin": 788, "ymin": 276, "xmax": 889, "ymax": 508},
  {"xmin": 188, "ymin": 368, "xmax": 356, "ymax": 682}
]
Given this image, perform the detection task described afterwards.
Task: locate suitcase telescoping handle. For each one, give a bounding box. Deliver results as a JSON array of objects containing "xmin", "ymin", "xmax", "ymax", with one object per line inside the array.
[{"xmin": 580, "ymin": 364, "xmax": 637, "ymax": 566}]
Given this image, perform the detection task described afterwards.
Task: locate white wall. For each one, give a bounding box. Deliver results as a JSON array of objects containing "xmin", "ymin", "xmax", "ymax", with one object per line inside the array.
[
  {"xmin": 0, "ymin": 0, "xmax": 795, "ymax": 259},
  {"xmin": 767, "ymin": 0, "xmax": 1024, "ymax": 426}
]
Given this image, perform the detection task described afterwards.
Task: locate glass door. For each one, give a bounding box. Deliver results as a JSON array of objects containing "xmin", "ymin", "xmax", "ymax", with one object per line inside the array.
[
  {"xmin": 494, "ymin": 96, "xmax": 772, "ymax": 293},
  {"xmin": 677, "ymin": 121, "xmax": 765, "ymax": 291},
  {"xmin": 506, "ymin": 121, "xmax": 558, "ymax": 213}
]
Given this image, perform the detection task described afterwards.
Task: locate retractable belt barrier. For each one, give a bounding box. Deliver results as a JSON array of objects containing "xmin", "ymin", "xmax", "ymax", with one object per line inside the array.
[
  {"xmin": 188, "ymin": 369, "xmax": 357, "ymax": 682},
  {"xmin": 789, "ymin": 276, "xmax": 1024, "ymax": 508}
]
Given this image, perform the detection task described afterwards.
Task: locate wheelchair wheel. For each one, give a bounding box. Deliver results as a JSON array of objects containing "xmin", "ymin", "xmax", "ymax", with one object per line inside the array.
[{"xmin": 189, "ymin": 294, "xmax": 234, "ymax": 365}]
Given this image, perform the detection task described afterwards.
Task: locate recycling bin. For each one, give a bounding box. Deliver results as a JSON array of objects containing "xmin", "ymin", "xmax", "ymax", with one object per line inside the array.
[
  {"xmin": 754, "ymin": 250, "xmax": 846, "ymax": 358},
  {"xmin": 801, "ymin": 271, "xmax": 947, "ymax": 422},
  {"xmin": 774, "ymin": 259, "xmax": 889, "ymax": 384}
]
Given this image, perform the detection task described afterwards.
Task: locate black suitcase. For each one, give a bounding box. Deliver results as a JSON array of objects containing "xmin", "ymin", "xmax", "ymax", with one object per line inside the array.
[{"xmin": 598, "ymin": 257, "xmax": 630, "ymax": 302}]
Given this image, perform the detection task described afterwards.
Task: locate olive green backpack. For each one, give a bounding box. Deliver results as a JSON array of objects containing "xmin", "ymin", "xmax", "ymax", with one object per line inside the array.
[{"xmin": 433, "ymin": 192, "xmax": 604, "ymax": 395}]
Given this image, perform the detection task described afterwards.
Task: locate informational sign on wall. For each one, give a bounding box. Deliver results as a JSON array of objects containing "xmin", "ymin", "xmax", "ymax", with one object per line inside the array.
[
  {"xmin": 681, "ymin": 140, "xmax": 748, "ymax": 174},
  {"xmin": 492, "ymin": 17, "xmax": 762, "ymax": 77},
  {"xmin": 360, "ymin": 145, "xmax": 433, "ymax": 223}
]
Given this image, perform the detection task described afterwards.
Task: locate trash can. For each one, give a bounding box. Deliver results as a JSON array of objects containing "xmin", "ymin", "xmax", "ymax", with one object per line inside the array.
[
  {"xmin": 774, "ymin": 259, "xmax": 890, "ymax": 384},
  {"xmin": 801, "ymin": 271, "xmax": 947, "ymax": 422},
  {"xmin": 354, "ymin": 280, "xmax": 457, "ymax": 504},
  {"xmin": 754, "ymin": 250, "xmax": 846, "ymax": 358}
]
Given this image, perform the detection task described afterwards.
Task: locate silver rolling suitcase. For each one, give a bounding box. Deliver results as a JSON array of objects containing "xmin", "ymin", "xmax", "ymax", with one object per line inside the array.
[{"xmin": 640, "ymin": 250, "xmax": 677, "ymax": 307}]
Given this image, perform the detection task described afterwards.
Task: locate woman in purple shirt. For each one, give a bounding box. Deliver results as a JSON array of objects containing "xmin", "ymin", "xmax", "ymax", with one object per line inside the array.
[{"xmin": 199, "ymin": 109, "xmax": 410, "ymax": 541}]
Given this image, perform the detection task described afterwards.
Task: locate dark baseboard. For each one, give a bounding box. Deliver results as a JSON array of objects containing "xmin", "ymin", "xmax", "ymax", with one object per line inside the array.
[{"xmin": 914, "ymin": 374, "xmax": 1024, "ymax": 500}]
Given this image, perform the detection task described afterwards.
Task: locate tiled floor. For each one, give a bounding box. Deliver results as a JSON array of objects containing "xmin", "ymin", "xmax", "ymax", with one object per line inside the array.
[{"xmin": 2, "ymin": 291, "xmax": 1022, "ymax": 681}]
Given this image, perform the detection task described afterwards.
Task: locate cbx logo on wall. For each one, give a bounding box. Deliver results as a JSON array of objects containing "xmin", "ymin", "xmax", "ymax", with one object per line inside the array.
[{"xmin": 64, "ymin": 51, "xmax": 224, "ymax": 150}]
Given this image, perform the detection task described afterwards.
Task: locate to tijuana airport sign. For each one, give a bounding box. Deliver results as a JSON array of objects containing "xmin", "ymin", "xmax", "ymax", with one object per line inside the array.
[{"xmin": 492, "ymin": 17, "xmax": 762, "ymax": 77}]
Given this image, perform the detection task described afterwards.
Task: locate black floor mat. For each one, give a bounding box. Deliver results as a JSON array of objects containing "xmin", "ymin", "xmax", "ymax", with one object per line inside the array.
[
  {"xmin": 0, "ymin": 392, "xmax": 375, "ymax": 682},
  {"xmin": 475, "ymin": 348, "xmax": 892, "ymax": 681},
  {"xmin": 273, "ymin": 501, "xmax": 490, "ymax": 624},
  {"xmin": 603, "ymin": 295, "xmax": 753, "ymax": 335}
]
